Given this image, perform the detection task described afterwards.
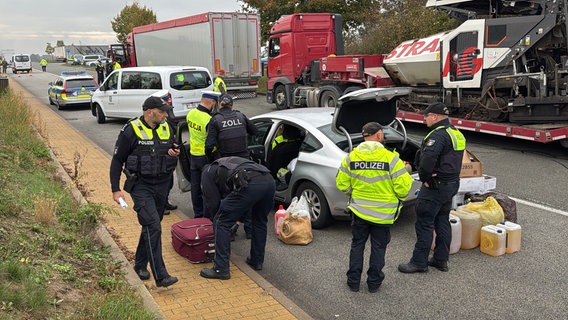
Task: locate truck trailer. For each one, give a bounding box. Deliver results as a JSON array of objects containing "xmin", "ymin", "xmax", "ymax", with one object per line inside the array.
[
  {"xmin": 266, "ymin": 1, "xmax": 568, "ymax": 147},
  {"xmin": 109, "ymin": 12, "xmax": 261, "ymax": 97}
]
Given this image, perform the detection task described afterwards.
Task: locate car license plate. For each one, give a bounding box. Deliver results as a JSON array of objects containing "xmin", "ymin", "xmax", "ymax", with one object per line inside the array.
[{"xmin": 184, "ymin": 103, "xmax": 197, "ymax": 109}]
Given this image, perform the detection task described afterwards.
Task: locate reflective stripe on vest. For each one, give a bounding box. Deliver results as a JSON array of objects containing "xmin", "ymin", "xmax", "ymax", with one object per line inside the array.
[
  {"xmin": 131, "ymin": 119, "xmax": 170, "ymax": 140},
  {"xmin": 339, "ymin": 150, "xmax": 406, "ymax": 224},
  {"xmin": 425, "ymin": 125, "xmax": 466, "ymax": 151}
]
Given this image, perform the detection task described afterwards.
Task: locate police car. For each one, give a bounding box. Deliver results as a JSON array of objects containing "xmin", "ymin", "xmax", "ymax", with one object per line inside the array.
[{"xmin": 48, "ymin": 71, "xmax": 99, "ymax": 110}]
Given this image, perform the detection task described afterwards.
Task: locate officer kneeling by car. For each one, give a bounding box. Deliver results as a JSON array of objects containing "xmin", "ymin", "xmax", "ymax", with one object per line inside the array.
[{"xmin": 199, "ymin": 157, "xmax": 275, "ymax": 280}]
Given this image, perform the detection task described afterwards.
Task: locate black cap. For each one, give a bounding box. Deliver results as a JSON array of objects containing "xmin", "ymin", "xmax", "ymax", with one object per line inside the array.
[
  {"xmin": 420, "ymin": 102, "xmax": 449, "ymax": 115},
  {"xmin": 142, "ymin": 96, "xmax": 173, "ymax": 111},
  {"xmin": 362, "ymin": 122, "xmax": 383, "ymax": 137},
  {"xmin": 220, "ymin": 94, "xmax": 233, "ymax": 106}
]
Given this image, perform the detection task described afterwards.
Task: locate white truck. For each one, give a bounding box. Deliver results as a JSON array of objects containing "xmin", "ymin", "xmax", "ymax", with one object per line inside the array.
[{"xmin": 111, "ymin": 12, "xmax": 261, "ymax": 97}]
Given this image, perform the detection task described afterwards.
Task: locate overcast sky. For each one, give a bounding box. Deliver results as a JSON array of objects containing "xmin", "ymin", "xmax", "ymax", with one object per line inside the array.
[{"xmin": 0, "ymin": 0, "xmax": 244, "ymax": 56}]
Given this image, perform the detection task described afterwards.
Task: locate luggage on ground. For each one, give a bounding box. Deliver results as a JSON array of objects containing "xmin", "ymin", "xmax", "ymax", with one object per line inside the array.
[{"xmin": 171, "ymin": 217, "xmax": 215, "ymax": 263}]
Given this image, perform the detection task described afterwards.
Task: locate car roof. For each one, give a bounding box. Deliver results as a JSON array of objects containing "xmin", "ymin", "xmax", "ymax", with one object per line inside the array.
[
  {"xmin": 251, "ymin": 108, "xmax": 335, "ymax": 128},
  {"xmin": 57, "ymin": 71, "xmax": 95, "ymax": 80},
  {"xmin": 116, "ymin": 66, "xmax": 210, "ymax": 72}
]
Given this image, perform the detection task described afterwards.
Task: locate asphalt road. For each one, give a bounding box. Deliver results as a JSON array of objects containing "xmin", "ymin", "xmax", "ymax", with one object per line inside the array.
[{"xmin": 9, "ymin": 64, "xmax": 568, "ymax": 319}]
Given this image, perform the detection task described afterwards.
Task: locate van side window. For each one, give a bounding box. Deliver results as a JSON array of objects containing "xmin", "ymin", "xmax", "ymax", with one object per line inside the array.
[
  {"xmin": 121, "ymin": 72, "xmax": 142, "ymax": 89},
  {"xmin": 105, "ymin": 73, "xmax": 119, "ymax": 90},
  {"xmin": 170, "ymin": 71, "xmax": 212, "ymax": 90},
  {"xmin": 140, "ymin": 72, "xmax": 162, "ymax": 89}
]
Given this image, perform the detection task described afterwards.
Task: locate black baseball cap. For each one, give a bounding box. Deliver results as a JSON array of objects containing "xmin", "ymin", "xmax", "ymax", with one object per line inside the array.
[
  {"xmin": 420, "ymin": 102, "xmax": 449, "ymax": 115},
  {"xmin": 142, "ymin": 96, "xmax": 173, "ymax": 111},
  {"xmin": 362, "ymin": 122, "xmax": 383, "ymax": 137}
]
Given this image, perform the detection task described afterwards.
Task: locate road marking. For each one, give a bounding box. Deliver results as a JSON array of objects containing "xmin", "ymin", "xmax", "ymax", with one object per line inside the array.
[{"xmin": 510, "ymin": 196, "xmax": 568, "ymax": 217}]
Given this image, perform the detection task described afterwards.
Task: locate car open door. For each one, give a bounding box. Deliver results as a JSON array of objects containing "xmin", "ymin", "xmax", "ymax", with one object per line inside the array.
[{"xmin": 175, "ymin": 121, "xmax": 191, "ymax": 192}]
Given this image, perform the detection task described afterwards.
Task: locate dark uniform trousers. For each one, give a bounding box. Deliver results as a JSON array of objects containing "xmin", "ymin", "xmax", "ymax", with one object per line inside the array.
[
  {"xmin": 347, "ymin": 214, "xmax": 391, "ymax": 289},
  {"xmin": 131, "ymin": 179, "xmax": 170, "ymax": 281},
  {"xmin": 190, "ymin": 155, "xmax": 209, "ymax": 218},
  {"xmin": 213, "ymin": 174, "xmax": 275, "ymax": 272},
  {"xmin": 411, "ymin": 181, "xmax": 459, "ymax": 268}
]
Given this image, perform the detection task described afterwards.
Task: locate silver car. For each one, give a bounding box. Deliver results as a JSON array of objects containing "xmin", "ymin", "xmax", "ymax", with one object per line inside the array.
[{"xmin": 176, "ymin": 88, "xmax": 423, "ymax": 228}]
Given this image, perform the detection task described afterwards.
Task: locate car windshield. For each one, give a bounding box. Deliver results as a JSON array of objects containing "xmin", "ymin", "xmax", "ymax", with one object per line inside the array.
[{"xmin": 67, "ymin": 79, "xmax": 97, "ymax": 88}]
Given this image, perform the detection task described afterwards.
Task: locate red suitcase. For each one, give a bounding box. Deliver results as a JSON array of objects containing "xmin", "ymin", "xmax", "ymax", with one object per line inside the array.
[{"xmin": 171, "ymin": 218, "xmax": 215, "ymax": 263}]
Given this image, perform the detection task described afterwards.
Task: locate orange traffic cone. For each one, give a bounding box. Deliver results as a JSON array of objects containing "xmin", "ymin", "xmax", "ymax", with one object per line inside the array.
[
  {"xmin": 29, "ymin": 69, "xmax": 32, "ymax": 76},
  {"xmin": 17, "ymin": 71, "xmax": 20, "ymax": 77}
]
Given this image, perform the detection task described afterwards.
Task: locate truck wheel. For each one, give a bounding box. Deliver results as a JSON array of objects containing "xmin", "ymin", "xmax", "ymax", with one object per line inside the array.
[
  {"xmin": 296, "ymin": 181, "xmax": 332, "ymax": 229},
  {"xmin": 274, "ymin": 85, "xmax": 288, "ymax": 110},
  {"xmin": 96, "ymin": 105, "xmax": 106, "ymax": 124},
  {"xmin": 320, "ymin": 90, "xmax": 339, "ymax": 108}
]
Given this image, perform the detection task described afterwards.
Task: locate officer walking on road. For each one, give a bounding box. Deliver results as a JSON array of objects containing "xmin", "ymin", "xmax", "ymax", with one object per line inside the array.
[
  {"xmin": 398, "ymin": 102, "xmax": 465, "ymax": 274},
  {"xmin": 110, "ymin": 95, "xmax": 180, "ymax": 288},
  {"xmin": 186, "ymin": 90, "xmax": 220, "ymax": 218},
  {"xmin": 40, "ymin": 58, "xmax": 48, "ymax": 72},
  {"xmin": 199, "ymin": 157, "xmax": 275, "ymax": 280},
  {"xmin": 336, "ymin": 122, "xmax": 413, "ymax": 293}
]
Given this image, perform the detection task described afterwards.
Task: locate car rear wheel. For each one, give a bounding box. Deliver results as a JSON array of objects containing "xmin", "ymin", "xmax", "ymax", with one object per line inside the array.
[
  {"xmin": 296, "ymin": 181, "xmax": 332, "ymax": 229},
  {"xmin": 48, "ymin": 96, "xmax": 54, "ymax": 106},
  {"xmin": 56, "ymin": 98, "xmax": 63, "ymax": 110},
  {"xmin": 96, "ymin": 105, "xmax": 106, "ymax": 124}
]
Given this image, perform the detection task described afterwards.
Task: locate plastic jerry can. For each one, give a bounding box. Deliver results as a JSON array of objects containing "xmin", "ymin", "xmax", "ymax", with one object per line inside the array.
[
  {"xmin": 480, "ymin": 225, "xmax": 506, "ymax": 257},
  {"xmin": 498, "ymin": 221, "xmax": 522, "ymax": 253},
  {"xmin": 449, "ymin": 215, "xmax": 462, "ymax": 254},
  {"xmin": 452, "ymin": 208, "xmax": 482, "ymax": 249},
  {"xmin": 274, "ymin": 205, "xmax": 287, "ymax": 235},
  {"xmin": 430, "ymin": 214, "xmax": 462, "ymax": 254}
]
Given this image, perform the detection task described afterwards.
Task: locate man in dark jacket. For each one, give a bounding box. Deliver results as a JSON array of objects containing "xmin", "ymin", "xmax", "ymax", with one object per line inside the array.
[
  {"xmin": 199, "ymin": 157, "xmax": 275, "ymax": 280},
  {"xmin": 205, "ymin": 94, "xmax": 257, "ymax": 162},
  {"xmin": 398, "ymin": 102, "xmax": 466, "ymax": 274},
  {"xmin": 110, "ymin": 96, "xmax": 180, "ymax": 288}
]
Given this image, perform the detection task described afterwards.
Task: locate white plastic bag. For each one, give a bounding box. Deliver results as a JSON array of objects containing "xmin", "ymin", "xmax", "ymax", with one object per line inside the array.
[{"xmin": 290, "ymin": 195, "xmax": 310, "ymax": 218}]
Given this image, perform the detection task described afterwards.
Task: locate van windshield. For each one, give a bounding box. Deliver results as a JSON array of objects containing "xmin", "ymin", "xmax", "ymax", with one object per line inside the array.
[{"xmin": 170, "ymin": 71, "xmax": 212, "ymax": 91}]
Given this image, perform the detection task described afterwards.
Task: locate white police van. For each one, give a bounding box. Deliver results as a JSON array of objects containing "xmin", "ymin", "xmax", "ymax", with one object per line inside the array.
[{"xmin": 90, "ymin": 66, "xmax": 213, "ymax": 123}]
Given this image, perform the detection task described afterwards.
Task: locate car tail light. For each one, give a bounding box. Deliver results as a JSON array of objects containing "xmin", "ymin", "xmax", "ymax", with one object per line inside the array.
[{"xmin": 166, "ymin": 92, "xmax": 172, "ymax": 105}]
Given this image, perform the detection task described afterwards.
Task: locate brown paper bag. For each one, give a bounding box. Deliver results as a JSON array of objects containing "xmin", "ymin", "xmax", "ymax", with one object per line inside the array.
[{"xmin": 277, "ymin": 214, "xmax": 313, "ymax": 245}]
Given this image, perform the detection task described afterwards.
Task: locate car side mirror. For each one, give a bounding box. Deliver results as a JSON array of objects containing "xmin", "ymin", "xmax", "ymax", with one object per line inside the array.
[{"xmin": 48, "ymin": 82, "xmax": 53, "ymax": 86}]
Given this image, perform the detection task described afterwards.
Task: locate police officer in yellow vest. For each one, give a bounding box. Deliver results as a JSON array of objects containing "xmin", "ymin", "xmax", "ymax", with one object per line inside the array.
[
  {"xmin": 40, "ymin": 58, "xmax": 48, "ymax": 72},
  {"xmin": 110, "ymin": 96, "xmax": 180, "ymax": 288},
  {"xmin": 186, "ymin": 90, "xmax": 220, "ymax": 218},
  {"xmin": 336, "ymin": 122, "xmax": 413, "ymax": 293},
  {"xmin": 398, "ymin": 102, "xmax": 465, "ymax": 274},
  {"xmin": 214, "ymin": 69, "xmax": 227, "ymax": 95}
]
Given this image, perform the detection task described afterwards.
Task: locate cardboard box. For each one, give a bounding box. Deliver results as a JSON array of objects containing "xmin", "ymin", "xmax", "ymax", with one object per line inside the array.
[
  {"xmin": 460, "ymin": 150, "xmax": 482, "ymax": 177},
  {"xmin": 458, "ymin": 176, "xmax": 485, "ymax": 193}
]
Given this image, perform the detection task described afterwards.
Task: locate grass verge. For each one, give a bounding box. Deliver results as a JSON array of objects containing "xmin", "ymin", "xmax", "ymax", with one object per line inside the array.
[{"xmin": 0, "ymin": 89, "xmax": 156, "ymax": 319}]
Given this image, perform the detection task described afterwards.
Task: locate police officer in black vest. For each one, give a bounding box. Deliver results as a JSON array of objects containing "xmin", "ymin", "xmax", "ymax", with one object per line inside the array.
[
  {"xmin": 398, "ymin": 102, "xmax": 466, "ymax": 274},
  {"xmin": 205, "ymin": 95, "xmax": 258, "ymax": 239},
  {"xmin": 204, "ymin": 94, "xmax": 257, "ymax": 161},
  {"xmin": 199, "ymin": 157, "xmax": 275, "ymax": 280},
  {"xmin": 110, "ymin": 96, "xmax": 179, "ymax": 288}
]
